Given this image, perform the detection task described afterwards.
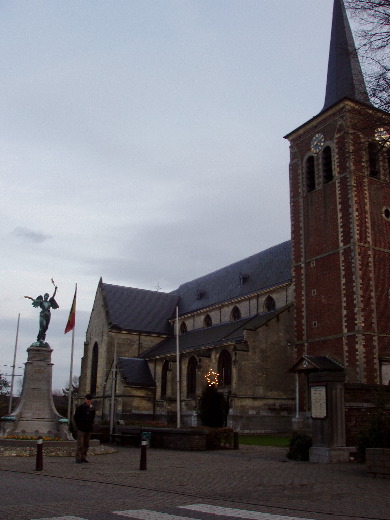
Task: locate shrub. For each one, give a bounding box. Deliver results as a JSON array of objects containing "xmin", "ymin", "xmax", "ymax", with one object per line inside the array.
[
  {"xmin": 198, "ymin": 385, "xmax": 228, "ymax": 427},
  {"xmin": 286, "ymin": 433, "xmax": 312, "ymax": 461}
]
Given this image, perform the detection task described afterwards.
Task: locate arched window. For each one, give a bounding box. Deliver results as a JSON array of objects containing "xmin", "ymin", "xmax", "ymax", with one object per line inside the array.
[
  {"xmin": 180, "ymin": 321, "xmax": 187, "ymax": 335},
  {"xmin": 368, "ymin": 142, "xmax": 380, "ymax": 178},
  {"xmin": 264, "ymin": 295, "xmax": 276, "ymax": 312},
  {"xmin": 161, "ymin": 360, "xmax": 169, "ymax": 398},
  {"xmin": 322, "ymin": 146, "xmax": 333, "ymax": 183},
  {"xmin": 204, "ymin": 314, "xmax": 212, "ymax": 328},
  {"xmin": 306, "ymin": 155, "xmax": 316, "ymax": 192},
  {"xmin": 187, "ymin": 356, "xmax": 197, "ymax": 396},
  {"xmin": 231, "ymin": 306, "xmax": 241, "ymax": 321},
  {"xmin": 90, "ymin": 342, "xmax": 98, "ymax": 395},
  {"xmin": 218, "ymin": 350, "xmax": 232, "ymax": 387}
]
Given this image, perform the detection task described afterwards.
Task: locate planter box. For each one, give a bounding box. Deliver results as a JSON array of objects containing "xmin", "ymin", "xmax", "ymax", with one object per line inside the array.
[{"xmin": 366, "ymin": 448, "xmax": 390, "ymax": 479}]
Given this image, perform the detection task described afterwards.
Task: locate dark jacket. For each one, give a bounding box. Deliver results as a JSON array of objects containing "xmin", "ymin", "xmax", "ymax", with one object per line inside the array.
[{"xmin": 74, "ymin": 402, "xmax": 95, "ymax": 432}]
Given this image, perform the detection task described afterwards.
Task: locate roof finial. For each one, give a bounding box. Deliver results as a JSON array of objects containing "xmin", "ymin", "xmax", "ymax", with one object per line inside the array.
[{"xmin": 323, "ymin": 0, "xmax": 370, "ymax": 111}]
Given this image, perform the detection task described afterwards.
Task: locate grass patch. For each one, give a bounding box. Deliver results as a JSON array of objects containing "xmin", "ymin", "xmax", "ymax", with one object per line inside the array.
[{"xmin": 239, "ymin": 435, "xmax": 290, "ymax": 447}]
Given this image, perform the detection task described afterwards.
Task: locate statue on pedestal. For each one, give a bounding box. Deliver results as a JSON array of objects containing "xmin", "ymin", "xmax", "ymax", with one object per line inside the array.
[{"xmin": 24, "ymin": 279, "xmax": 59, "ymax": 345}]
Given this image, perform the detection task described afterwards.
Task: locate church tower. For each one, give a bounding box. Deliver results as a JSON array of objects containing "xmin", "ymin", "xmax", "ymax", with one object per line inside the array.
[{"xmin": 285, "ymin": 0, "xmax": 390, "ymax": 385}]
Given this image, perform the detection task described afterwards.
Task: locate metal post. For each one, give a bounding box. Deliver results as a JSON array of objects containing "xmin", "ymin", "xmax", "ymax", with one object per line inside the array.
[
  {"xmin": 35, "ymin": 437, "xmax": 43, "ymax": 471},
  {"xmin": 109, "ymin": 332, "xmax": 118, "ymax": 437},
  {"xmin": 139, "ymin": 440, "xmax": 147, "ymax": 470},
  {"xmin": 8, "ymin": 314, "xmax": 20, "ymax": 414},
  {"xmin": 176, "ymin": 306, "xmax": 181, "ymax": 428}
]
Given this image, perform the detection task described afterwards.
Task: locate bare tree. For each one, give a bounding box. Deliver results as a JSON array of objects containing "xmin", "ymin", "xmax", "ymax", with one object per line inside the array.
[
  {"xmin": 346, "ymin": 0, "xmax": 390, "ymax": 111},
  {"xmin": 0, "ymin": 373, "xmax": 10, "ymax": 396}
]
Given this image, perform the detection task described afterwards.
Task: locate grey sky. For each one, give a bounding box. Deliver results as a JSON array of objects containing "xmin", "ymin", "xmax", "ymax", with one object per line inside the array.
[{"xmin": 0, "ymin": 0, "xmax": 341, "ymax": 390}]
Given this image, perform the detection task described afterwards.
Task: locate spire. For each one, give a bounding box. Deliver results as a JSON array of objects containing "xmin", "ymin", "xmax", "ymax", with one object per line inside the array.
[{"xmin": 323, "ymin": 0, "xmax": 370, "ymax": 111}]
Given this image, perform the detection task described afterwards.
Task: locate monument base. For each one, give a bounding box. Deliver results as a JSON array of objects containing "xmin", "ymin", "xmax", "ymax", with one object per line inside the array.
[
  {"xmin": 1, "ymin": 344, "xmax": 69, "ymax": 440},
  {"xmin": 309, "ymin": 446, "xmax": 353, "ymax": 463}
]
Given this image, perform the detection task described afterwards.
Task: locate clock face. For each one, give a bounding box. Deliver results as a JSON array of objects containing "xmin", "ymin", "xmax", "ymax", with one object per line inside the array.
[
  {"xmin": 311, "ymin": 133, "xmax": 325, "ymax": 154},
  {"xmin": 375, "ymin": 127, "xmax": 390, "ymax": 148}
]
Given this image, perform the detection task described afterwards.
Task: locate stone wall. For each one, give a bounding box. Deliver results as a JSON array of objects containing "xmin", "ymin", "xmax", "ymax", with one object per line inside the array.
[
  {"xmin": 345, "ymin": 384, "xmax": 390, "ymax": 446},
  {"xmin": 366, "ymin": 448, "xmax": 390, "ymax": 479}
]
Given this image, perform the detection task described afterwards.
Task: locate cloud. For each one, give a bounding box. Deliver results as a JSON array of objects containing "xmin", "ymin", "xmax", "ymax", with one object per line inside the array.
[{"xmin": 10, "ymin": 227, "xmax": 52, "ymax": 243}]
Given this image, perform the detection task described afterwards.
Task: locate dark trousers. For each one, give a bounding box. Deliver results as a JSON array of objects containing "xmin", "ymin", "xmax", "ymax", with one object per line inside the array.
[{"xmin": 76, "ymin": 431, "xmax": 91, "ymax": 460}]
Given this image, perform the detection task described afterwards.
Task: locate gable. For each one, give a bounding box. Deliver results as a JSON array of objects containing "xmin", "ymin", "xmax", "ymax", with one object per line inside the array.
[{"xmin": 101, "ymin": 282, "xmax": 179, "ymax": 334}]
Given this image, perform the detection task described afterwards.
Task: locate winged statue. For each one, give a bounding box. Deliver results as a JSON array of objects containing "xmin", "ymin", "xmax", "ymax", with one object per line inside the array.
[{"xmin": 25, "ymin": 280, "xmax": 59, "ymax": 344}]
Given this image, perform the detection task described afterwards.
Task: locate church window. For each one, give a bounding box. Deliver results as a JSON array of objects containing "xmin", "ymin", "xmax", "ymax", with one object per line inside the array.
[
  {"xmin": 264, "ymin": 295, "xmax": 276, "ymax": 312},
  {"xmin": 161, "ymin": 360, "xmax": 169, "ymax": 398},
  {"xmin": 187, "ymin": 356, "xmax": 197, "ymax": 396},
  {"xmin": 218, "ymin": 350, "xmax": 232, "ymax": 387},
  {"xmin": 305, "ymin": 156, "xmax": 316, "ymax": 192},
  {"xmin": 90, "ymin": 342, "xmax": 98, "ymax": 395},
  {"xmin": 368, "ymin": 142, "xmax": 380, "ymax": 178},
  {"xmin": 204, "ymin": 314, "xmax": 212, "ymax": 328},
  {"xmin": 231, "ymin": 306, "xmax": 241, "ymax": 321},
  {"xmin": 322, "ymin": 146, "xmax": 333, "ymax": 183},
  {"xmin": 180, "ymin": 321, "xmax": 187, "ymax": 335},
  {"xmin": 383, "ymin": 207, "xmax": 390, "ymax": 221}
]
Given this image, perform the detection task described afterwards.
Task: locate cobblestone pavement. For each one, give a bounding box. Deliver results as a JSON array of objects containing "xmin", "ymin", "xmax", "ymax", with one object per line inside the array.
[{"xmin": 0, "ymin": 445, "xmax": 389, "ymax": 520}]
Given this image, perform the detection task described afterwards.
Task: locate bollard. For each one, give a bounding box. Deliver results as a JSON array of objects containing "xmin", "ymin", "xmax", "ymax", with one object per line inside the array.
[
  {"xmin": 139, "ymin": 439, "xmax": 147, "ymax": 470},
  {"xmin": 35, "ymin": 436, "xmax": 43, "ymax": 471},
  {"xmin": 233, "ymin": 431, "xmax": 239, "ymax": 450}
]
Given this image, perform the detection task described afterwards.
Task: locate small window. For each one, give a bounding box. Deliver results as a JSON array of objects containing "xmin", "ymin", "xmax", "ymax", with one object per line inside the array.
[
  {"xmin": 204, "ymin": 314, "xmax": 212, "ymax": 328},
  {"xmin": 264, "ymin": 295, "xmax": 276, "ymax": 312},
  {"xmin": 180, "ymin": 321, "xmax": 187, "ymax": 335},
  {"xmin": 196, "ymin": 289, "xmax": 205, "ymax": 300},
  {"xmin": 322, "ymin": 146, "xmax": 333, "ymax": 183},
  {"xmin": 239, "ymin": 273, "xmax": 249, "ymax": 286},
  {"xmin": 368, "ymin": 142, "xmax": 380, "ymax": 178},
  {"xmin": 90, "ymin": 342, "xmax": 99, "ymax": 395},
  {"xmin": 231, "ymin": 306, "xmax": 241, "ymax": 321},
  {"xmin": 306, "ymin": 156, "xmax": 316, "ymax": 192},
  {"xmin": 161, "ymin": 360, "xmax": 169, "ymax": 398}
]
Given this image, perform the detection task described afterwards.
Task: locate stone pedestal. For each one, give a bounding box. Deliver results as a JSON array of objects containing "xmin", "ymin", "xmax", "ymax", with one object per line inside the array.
[
  {"xmin": 1, "ymin": 344, "xmax": 69, "ymax": 439},
  {"xmin": 308, "ymin": 371, "xmax": 351, "ymax": 463}
]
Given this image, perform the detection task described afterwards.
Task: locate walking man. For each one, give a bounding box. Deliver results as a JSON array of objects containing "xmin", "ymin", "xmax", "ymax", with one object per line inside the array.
[{"xmin": 74, "ymin": 393, "xmax": 95, "ymax": 463}]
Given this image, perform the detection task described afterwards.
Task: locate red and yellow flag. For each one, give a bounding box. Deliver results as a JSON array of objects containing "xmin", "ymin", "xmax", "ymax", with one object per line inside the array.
[{"xmin": 64, "ymin": 285, "xmax": 77, "ymax": 334}]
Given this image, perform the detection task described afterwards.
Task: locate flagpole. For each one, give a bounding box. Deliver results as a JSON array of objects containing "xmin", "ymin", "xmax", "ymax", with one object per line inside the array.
[
  {"xmin": 109, "ymin": 331, "xmax": 118, "ymax": 437},
  {"xmin": 176, "ymin": 305, "xmax": 181, "ymax": 428},
  {"xmin": 67, "ymin": 284, "xmax": 77, "ymax": 428},
  {"xmin": 8, "ymin": 313, "xmax": 20, "ymax": 415},
  {"xmin": 67, "ymin": 325, "xmax": 75, "ymax": 426}
]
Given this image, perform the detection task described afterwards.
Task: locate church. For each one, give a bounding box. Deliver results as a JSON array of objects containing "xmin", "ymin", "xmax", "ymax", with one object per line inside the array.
[{"xmin": 79, "ymin": 0, "xmax": 390, "ymax": 439}]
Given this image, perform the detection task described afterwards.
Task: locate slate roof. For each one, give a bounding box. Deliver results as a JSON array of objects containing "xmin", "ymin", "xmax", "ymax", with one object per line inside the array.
[
  {"xmin": 101, "ymin": 282, "xmax": 179, "ymax": 335},
  {"xmin": 289, "ymin": 355, "xmax": 344, "ymax": 373},
  {"xmin": 141, "ymin": 305, "xmax": 292, "ymax": 359},
  {"xmin": 172, "ymin": 241, "xmax": 291, "ymax": 315},
  {"xmin": 117, "ymin": 357, "xmax": 155, "ymax": 387},
  {"xmin": 322, "ymin": 0, "xmax": 370, "ymax": 111}
]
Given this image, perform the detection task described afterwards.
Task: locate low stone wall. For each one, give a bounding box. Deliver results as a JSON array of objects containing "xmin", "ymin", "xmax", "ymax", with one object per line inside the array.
[
  {"xmin": 0, "ymin": 439, "xmax": 116, "ymax": 457},
  {"xmin": 366, "ymin": 448, "xmax": 390, "ymax": 479},
  {"xmin": 112, "ymin": 426, "xmax": 236, "ymax": 451},
  {"xmin": 149, "ymin": 428, "xmax": 209, "ymax": 450}
]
